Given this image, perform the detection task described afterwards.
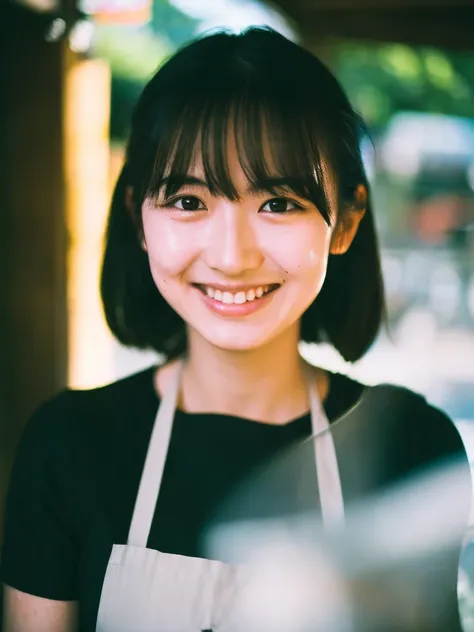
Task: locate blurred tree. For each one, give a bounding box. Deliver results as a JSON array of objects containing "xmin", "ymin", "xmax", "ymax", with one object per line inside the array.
[
  {"xmin": 93, "ymin": 26, "xmax": 170, "ymax": 82},
  {"xmin": 151, "ymin": 0, "xmax": 199, "ymax": 48},
  {"xmin": 333, "ymin": 43, "xmax": 474, "ymax": 131},
  {"xmin": 329, "ymin": 41, "xmax": 474, "ymax": 248},
  {"xmin": 91, "ymin": 0, "xmax": 199, "ymax": 140},
  {"xmin": 92, "ymin": 26, "xmax": 169, "ymax": 139}
]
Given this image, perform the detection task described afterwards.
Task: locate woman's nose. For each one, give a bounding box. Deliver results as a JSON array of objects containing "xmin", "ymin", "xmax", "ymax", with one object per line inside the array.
[{"xmin": 204, "ymin": 208, "xmax": 263, "ymax": 276}]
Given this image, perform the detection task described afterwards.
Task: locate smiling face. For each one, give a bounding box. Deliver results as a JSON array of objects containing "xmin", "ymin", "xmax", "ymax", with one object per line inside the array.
[{"xmin": 140, "ymin": 136, "xmax": 363, "ymax": 353}]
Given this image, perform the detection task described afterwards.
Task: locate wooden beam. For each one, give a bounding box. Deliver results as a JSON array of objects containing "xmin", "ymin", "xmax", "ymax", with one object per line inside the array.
[
  {"xmin": 273, "ymin": 2, "xmax": 474, "ymax": 50},
  {"xmin": 280, "ymin": 0, "xmax": 473, "ymax": 9}
]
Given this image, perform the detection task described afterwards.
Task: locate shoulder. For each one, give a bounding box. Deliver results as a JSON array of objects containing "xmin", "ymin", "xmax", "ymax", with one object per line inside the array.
[
  {"xmin": 5, "ymin": 365, "xmax": 160, "ymax": 537},
  {"xmin": 329, "ymin": 376, "xmax": 471, "ymax": 512},
  {"xmin": 17, "ymin": 365, "xmax": 158, "ymax": 451},
  {"xmin": 327, "ymin": 369, "xmax": 468, "ymax": 466},
  {"xmin": 61, "ymin": 363, "xmax": 157, "ymax": 412},
  {"xmin": 0, "ymin": 370, "xmax": 157, "ymax": 602},
  {"xmin": 355, "ymin": 379, "xmax": 468, "ymax": 471}
]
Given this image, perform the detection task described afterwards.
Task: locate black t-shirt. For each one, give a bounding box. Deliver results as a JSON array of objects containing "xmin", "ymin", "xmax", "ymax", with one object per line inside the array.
[{"xmin": 0, "ymin": 366, "xmax": 470, "ymax": 632}]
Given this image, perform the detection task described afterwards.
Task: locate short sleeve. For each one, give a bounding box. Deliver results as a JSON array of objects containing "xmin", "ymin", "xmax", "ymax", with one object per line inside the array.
[
  {"xmin": 1, "ymin": 394, "xmax": 79, "ymax": 600},
  {"xmin": 406, "ymin": 394, "xmax": 470, "ymax": 474}
]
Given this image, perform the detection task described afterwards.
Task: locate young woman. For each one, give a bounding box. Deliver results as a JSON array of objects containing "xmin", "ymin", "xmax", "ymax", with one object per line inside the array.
[{"xmin": 1, "ymin": 27, "xmax": 471, "ymax": 632}]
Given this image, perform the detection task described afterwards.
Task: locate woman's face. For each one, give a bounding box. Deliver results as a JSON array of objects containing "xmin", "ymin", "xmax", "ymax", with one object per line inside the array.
[{"xmin": 141, "ymin": 143, "xmax": 361, "ymax": 352}]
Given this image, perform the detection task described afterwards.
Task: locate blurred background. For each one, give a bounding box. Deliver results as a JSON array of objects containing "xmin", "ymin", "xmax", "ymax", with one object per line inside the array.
[{"xmin": 1, "ymin": 0, "xmax": 474, "ymax": 626}]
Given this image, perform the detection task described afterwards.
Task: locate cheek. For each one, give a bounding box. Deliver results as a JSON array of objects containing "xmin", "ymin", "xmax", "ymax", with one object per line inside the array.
[
  {"xmin": 141, "ymin": 212, "xmax": 199, "ymax": 277},
  {"xmin": 267, "ymin": 218, "xmax": 332, "ymax": 285}
]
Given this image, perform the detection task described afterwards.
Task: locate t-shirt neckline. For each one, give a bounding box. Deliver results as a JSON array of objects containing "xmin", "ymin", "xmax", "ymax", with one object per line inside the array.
[{"xmin": 143, "ymin": 364, "xmax": 354, "ymax": 429}]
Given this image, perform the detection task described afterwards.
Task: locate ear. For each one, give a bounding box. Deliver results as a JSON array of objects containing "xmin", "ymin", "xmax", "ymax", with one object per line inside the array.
[
  {"xmin": 330, "ymin": 184, "xmax": 367, "ymax": 255},
  {"xmin": 125, "ymin": 185, "xmax": 148, "ymax": 252},
  {"xmin": 330, "ymin": 208, "xmax": 366, "ymax": 255}
]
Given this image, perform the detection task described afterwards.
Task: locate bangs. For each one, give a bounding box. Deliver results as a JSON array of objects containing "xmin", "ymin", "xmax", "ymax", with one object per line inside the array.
[{"xmin": 145, "ymin": 85, "xmax": 334, "ymax": 224}]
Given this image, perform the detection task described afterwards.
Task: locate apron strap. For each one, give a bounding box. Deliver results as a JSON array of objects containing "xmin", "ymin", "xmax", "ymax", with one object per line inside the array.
[
  {"xmin": 127, "ymin": 360, "xmax": 344, "ymax": 546},
  {"xmin": 127, "ymin": 361, "xmax": 183, "ymax": 547},
  {"xmin": 306, "ymin": 369, "xmax": 345, "ymax": 529}
]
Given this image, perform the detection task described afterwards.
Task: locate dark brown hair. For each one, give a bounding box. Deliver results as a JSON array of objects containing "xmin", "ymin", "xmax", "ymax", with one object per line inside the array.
[{"xmin": 101, "ymin": 27, "xmax": 385, "ymax": 362}]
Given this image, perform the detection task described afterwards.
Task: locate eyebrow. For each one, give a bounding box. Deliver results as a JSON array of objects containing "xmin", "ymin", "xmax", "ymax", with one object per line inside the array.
[
  {"xmin": 158, "ymin": 175, "xmax": 207, "ymax": 189},
  {"xmin": 157, "ymin": 175, "xmax": 313, "ymax": 196}
]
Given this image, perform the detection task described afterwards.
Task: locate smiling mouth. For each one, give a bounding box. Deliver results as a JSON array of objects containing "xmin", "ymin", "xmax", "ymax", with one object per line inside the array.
[{"xmin": 192, "ymin": 283, "xmax": 280, "ymax": 305}]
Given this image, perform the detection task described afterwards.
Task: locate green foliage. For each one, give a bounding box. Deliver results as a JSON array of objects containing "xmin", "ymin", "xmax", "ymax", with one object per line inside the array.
[
  {"xmin": 151, "ymin": 0, "xmax": 199, "ymax": 48},
  {"xmin": 92, "ymin": 23, "xmax": 171, "ymax": 139},
  {"xmin": 96, "ymin": 4, "xmax": 474, "ymax": 144},
  {"xmin": 91, "ymin": 0, "xmax": 200, "ymax": 140},
  {"xmin": 92, "ymin": 25, "xmax": 171, "ymax": 83},
  {"xmin": 333, "ymin": 42, "xmax": 474, "ymax": 129}
]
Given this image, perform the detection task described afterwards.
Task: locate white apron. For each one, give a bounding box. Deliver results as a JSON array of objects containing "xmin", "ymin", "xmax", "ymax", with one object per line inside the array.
[{"xmin": 95, "ymin": 361, "xmax": 344, "ymax": 631}]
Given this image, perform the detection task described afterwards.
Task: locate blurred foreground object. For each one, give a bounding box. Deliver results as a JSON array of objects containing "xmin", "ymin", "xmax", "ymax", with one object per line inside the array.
[
  {"xmin": 206, "ymin": 455, "xmax": 467, "ymax": 632},
  {"xmin": 203, "ymin": 388, "xmax": 471, "ymax": 632}
]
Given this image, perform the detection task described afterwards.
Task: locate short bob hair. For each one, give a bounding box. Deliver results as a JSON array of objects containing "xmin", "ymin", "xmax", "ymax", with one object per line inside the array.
[{"xmin": 101, "ymin": 26, "xmax": 385, "ymax": 363}]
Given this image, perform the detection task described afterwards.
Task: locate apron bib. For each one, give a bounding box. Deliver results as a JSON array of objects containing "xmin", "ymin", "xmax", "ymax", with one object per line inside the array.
[{"xmin": 95, "ymin": 361, "xmax": 344, "ymax": 631}]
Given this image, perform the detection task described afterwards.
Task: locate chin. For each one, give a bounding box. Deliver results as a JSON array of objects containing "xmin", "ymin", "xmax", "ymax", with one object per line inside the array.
[
  {"xmin": 213, "ymin": 340, "xmax": 271, "ymax": 353},
  {"xmin": 191, "ymin": 323, "xmax": 286, "ymax": 353}
]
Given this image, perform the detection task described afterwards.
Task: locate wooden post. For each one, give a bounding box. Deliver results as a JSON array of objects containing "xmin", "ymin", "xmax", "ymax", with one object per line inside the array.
[
  {"xmin": 0, "ymin": 7, "xmax": 70, "ymax": 524},
  {"xmin": 0, "ymin": 6, "xmax": 112, "ymax": 533}
]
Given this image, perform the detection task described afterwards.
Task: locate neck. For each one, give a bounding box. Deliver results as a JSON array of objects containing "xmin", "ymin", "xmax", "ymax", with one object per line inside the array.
[{"xmin": 178, "ymin": 325, "xmax": 324, "ymax": 424}]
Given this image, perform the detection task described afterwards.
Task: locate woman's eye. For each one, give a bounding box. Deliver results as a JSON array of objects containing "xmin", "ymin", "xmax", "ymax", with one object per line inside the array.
[
  {"xmin": 260, "ymin": 198, "xmax": 302, "ymax": 213},
  {"xmin": 170, "ymin": 196, "xmax": 206, "ymax": 211}
]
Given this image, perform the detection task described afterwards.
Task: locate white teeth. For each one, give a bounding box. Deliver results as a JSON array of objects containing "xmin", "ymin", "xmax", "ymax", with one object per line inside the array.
[{"xmin": 202, "ymin": 285, "xmax": 274, "ymax": 304}]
